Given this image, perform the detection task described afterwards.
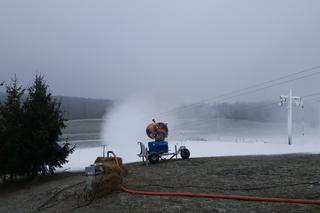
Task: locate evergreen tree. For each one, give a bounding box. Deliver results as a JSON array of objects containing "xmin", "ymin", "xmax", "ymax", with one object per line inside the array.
[
  {"xmin": 0, "ymin": 76, "xmax": 25, "ymax": 181},
  {"xmin": 23, "ymin": 74, "xmax": 74, "ymax": 175}
]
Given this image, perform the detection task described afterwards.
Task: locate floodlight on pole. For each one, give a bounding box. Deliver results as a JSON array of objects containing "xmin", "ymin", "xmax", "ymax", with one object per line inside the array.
[{"xmin": 279, "ymin": 88, "xmax": 303, "ymax": 145}]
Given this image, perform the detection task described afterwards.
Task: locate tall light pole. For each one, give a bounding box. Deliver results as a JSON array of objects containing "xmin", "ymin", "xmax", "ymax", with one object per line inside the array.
[{"xmin": 279, "ymin": 88, "xmax": 303, "ymax": 145}]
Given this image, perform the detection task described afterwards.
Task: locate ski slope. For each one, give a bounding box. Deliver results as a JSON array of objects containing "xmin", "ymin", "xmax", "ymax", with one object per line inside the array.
[{"xmin": 61, "ymin": 137, "xmax": 320, "ymax": 171}]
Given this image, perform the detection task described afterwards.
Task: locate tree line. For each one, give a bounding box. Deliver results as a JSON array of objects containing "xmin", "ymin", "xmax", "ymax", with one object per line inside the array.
[
  {"xmin": 0, "ymin": 75, "xmax": 73, "ymax": 182},
  {"xmin": 0, "ymin": 93, "xmax": 113, "ymax": 120},
  {"xmin": 58, "ymin": 96, "xmax": 113, "ymax": 120},
  {"xmin": 175, "ymin": 101, "xmax": 319, "ymax": 127}
]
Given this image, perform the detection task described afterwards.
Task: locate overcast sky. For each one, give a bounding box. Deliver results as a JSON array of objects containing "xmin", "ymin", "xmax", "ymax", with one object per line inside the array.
[{"xmin": 0, "ymin": 1, "xmax": 319, "ymax": 104}]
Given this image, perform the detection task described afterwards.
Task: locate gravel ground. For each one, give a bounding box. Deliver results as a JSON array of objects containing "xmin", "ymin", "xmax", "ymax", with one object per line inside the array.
[{"xmin": 1, "ymin": 154, "xmax": 320, "ymax": 213}]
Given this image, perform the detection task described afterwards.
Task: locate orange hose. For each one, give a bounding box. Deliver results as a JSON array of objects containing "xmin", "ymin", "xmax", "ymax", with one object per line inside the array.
[
  {"xmin": 110, "ymin": 152, "xmax": 320, "ymax": 205},
  {"xmin": 121, "ymin": 185, "xmax": 320, "ymax": 205}
]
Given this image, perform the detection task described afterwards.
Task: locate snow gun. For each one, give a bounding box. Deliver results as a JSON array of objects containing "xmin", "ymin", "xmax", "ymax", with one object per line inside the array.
[{"xmin": 138, "ymin": 119, "xmax": 190, "ymax": 164}]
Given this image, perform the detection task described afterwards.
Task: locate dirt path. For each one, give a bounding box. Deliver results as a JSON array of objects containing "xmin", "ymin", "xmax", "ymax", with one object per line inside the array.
[{"xmin": 1, "ymin": 154, "xmax": 320, "ymax": 213}]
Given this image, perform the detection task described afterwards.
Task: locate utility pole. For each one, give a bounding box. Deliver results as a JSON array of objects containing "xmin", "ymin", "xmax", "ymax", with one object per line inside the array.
[
  {"xmin": 279, "ymin": 88, "xmax": 303, "ymax": 145},
  {"xmin": 102, "ymin": 145, "xmax": 108, "ymax": 157}
]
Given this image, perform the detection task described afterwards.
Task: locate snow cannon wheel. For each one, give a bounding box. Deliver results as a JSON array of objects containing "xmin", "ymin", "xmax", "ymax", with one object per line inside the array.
[
  {"xmin": 180, "ymin": 148, "xmax": 190, "ymax": 159},
  {"xmin": 148, "ymin": 153, "xmax": 159, "ymax": 164}
]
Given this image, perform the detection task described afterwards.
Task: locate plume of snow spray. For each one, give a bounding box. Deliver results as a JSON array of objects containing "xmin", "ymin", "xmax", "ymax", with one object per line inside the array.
[{"xmin": 101, "ymin": 96, "xmax": 176, "ymax": 163}]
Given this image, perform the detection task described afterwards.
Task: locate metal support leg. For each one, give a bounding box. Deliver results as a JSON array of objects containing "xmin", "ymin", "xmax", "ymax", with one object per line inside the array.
[{"xmin": 175, "ymin": 145, "xmax": 178, "ymax": 159}]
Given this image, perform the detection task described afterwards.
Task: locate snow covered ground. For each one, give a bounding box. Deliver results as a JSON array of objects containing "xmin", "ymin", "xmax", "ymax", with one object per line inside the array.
[
  {"xmin": 61, "ymin": 136, "xmax": 320, "ymax": 171},
  {"xmin": 60, "ymin": 101, "xmax": 320, "ymax": 171}
]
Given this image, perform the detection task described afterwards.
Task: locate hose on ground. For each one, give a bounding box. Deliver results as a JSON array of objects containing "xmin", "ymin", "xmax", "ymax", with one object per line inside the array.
[
  {"xmin": 116, "ymin": 152, "xmax": 320, "ymax": 205},
  {"xmin": 121, "ymin": 185, "xmax": 320, "ymax": 205}
]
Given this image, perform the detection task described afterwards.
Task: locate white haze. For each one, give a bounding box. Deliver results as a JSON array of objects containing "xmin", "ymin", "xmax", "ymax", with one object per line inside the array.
[
  {"xmin": 56, "ymin": 96, "xmax": 320, "ymax": 170},
  {"xmin": 101, "ymin": 96, "xmax": 177, "ymax": 163},
  {"xmin": 60, "ymin": 101, "xmax": 320, "ymax": 170}
]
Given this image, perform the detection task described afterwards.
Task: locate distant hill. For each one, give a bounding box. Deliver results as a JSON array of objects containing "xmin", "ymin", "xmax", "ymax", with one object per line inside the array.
[
  {"xmin": 1, "ymin": 91, "xmax": 318, "ymax": 126},
  {"xmin": 175, "ymin": 101, "xmax": 319, "ymax": 128},
  {"xmin": 56, "ymin": 96, "xmax": 113, "ymax": 120},
  {"xmin": 0, "ymin": 92, "xmax": 113, "ymax": 120}
]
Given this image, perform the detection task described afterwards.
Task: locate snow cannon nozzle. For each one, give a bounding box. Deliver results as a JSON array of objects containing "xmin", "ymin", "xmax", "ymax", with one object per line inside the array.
[{"xmin": 146, "ymin": 120, "xmax": 168, "ymax": 141}]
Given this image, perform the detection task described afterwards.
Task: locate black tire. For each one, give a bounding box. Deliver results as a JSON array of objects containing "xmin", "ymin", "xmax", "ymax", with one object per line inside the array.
[
  {"xmin": 148, "ymin": 153, "xmax": 159, "ymax": 164},
  {"xmin": 180, "ymin": 148, "xmax": 190, "ymax": 159}
]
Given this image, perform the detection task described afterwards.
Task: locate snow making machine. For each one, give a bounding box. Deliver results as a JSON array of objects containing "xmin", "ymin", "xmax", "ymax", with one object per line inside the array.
[{"xmin": 138, "ymin": 120, "xmax": 190, "ymax": 164}]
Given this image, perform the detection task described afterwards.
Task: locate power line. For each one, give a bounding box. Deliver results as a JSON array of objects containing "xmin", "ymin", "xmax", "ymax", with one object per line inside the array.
[
  {"xmin": 211, "ymin": 71, "xmax": 320, "ymax": 103},
  {"xmin": 300, "ymin": 92, "xmax": 320, "ymax": 104},
  {"xmin": 171, "ymin": 100, "xmax": 279, "ymax": 129},
  {"xmin": 153, "ymin": 67, "xmax": 320, "ymax": 118},
  {"xmin": 302, "ymin": 92, "xmax": 320, "ymax": 99},
  {"xmin": 172, "ymin": 90, "xmax": 320, "ymax": 130},
  {"xmin": 172, "ymin": 103, "xmax": 279, "ymax": 130},
  {"xmin": 304, "ymin": 97, "xmax": 320, "ymax": 103},
  {"xmin": 196, "ymin": 65, "xmax": 320, "ymax": 104}
]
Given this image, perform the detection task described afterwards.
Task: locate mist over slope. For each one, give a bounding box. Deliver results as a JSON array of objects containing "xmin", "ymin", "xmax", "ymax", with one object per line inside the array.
[
  {"xmin": 0, "ymin": 92, "xmax": 114, "ymax": 120},
  {"xmin": 175, "ymin": 101, "xmax": 319, "ymax": 127},
  {"xmin": 1, "ymin": 91, "xmax": 319, "ymax": 128},
  {"xmin": 56, "ymin": 96, "xmax": 113, "ymax": 120}
]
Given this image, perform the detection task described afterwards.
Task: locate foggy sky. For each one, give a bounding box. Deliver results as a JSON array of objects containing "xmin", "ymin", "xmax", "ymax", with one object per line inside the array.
[{"xmin": 0, "ymin": 1, "xmax": 320, "ymax": 104}]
